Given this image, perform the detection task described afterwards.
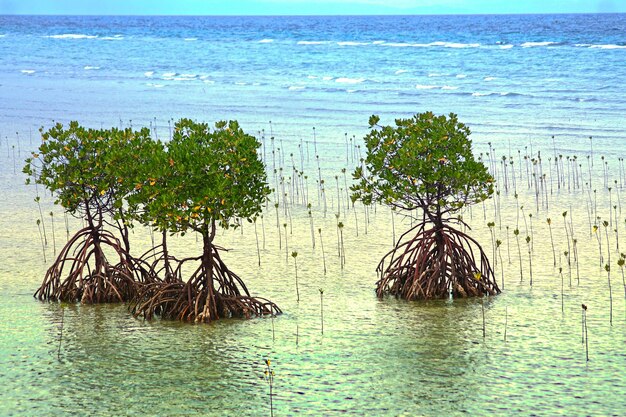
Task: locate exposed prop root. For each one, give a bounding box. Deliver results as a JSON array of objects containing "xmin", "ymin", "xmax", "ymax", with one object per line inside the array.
[
  {"xmin": 131, "ymin": 245, "xmax": 280, "ymax": 322},
  {"xmin": 34, "ymin": 227, "xmax": 138, "ymax": 303},
  {"xmin": 376, "ymin": 222, "xmax": 500, "ymax": 300}
]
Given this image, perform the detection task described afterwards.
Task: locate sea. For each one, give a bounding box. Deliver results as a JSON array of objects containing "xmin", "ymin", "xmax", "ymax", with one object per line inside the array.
[{"xmin": 0, "ymin": 14, "xmax": 625, "ymax": 416}]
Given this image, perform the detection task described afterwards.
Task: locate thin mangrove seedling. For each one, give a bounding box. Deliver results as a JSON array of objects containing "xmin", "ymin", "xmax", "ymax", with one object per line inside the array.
[
  {"xmin": 563, "ymin": 211, "xmax": 571, "ymax": 266},
  {"xmin": 283, "ymin": 223, "xmax": 288, "ymax": 262},
  {"xmin": 559, "ymin": 266, "xmax": 564, "ymax": 314},
  {"xmin": 514, "ymin": 228, "xmax": 523, "ymax": 282},
  {"xmin": 504, "ymin": 305, "xmax": 508, "ymax": 342},
  {"xmin": 582, "ymin": 304, "xmax": 589, "ymax": 361},
  {"xmin": 292, "ymin": 251, "xmax": 299, "ymax": 302},
  {"xmin": 496, "ymin": 239, "xmax": 504, "ymax": 289},
  {"xmin": 526, "ymin": 236, "xmax": 533, "ymax": 286},
  {"xmin": 263, "ymin": 359, "xmax": 275, "ymax": 417},
  {"xmin": 618, "ymin": 255, "xmax": 626, "ymax": 299},
  {"xmin": 318, "ymin": 228, "xmax": 327, "ymax": 275},
  {"xmin": 36, "ymin": 219, "xmax": 46, "ymax": 264},
  {"xmin": 547, "ymin": 218, "xmax": 556, "ymax": 267},
  {"xmin": 319, "ymin": 287, "xmax": 324, "ymax": 335}
]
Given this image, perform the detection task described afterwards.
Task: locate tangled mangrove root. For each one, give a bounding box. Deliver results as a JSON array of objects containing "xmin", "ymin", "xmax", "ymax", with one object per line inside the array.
[
  {"xmin": 131, "ymin": 245, "xmax": 280, "ymax": 322},
  {"xmin": 34, "ymin": 227, "xmax": 139, "ymax": 303},
  {"xmin": 376, "ymin": 222, "xmax": 500, "ymax": 300}
]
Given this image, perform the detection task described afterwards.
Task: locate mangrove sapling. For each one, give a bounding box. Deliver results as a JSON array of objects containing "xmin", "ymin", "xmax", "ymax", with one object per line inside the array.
[
  {"xmin": 573, "ymin": 239, "xmax": 580, "ymax": 285},
  {"xmin": 605, "ymin": 264, "xmax": 612, "ymax": 326},
  {"xmin": 263, "ymin": 358, "xmax": 275, "ymax": 417},
  {"xmin": 582, "ymin": 304, "xmax": 589, "ymax": 361},
  {"xmin": 514, "ymin": 228, "xmax": 523, "ymax": 282},
  {"xmin": 504, "ymin": 305, "xmax": 508, "ymax": 342},
  {"xmin": 352, "ymin": 112, "xmax": 499, "ymax": 299},
  {"xmin": 36, "ymin": 219, "xmax": 46, "ymax": 264},
  {"xmin": 603, "ymin": 221, "xmax": 611, "ymax": 266},
  {"xmin": 547, "ymin": 218, "xmax": 556, "ymax": 266},
  {"xmin": 292, "ymin": 251, "xmax": 300, "ymax": 302},
  {"xmin": 308, "ymin": 205, "xmax": 315, "ymax": 248},
  {"xmin": 338, "ymin": 221, "xmax": 345, "ymax": 269},
  {"xmin": 318, "ymin": 228, "xmax": 327, "ymax": 275},
  {"xmin": 283, "ymin": 223, "xmax": 289, "ymax": 262},
  {"xmin": 618, "ymin": 255, "xmax": 625, "ymax": 298},
  {"xmin": 506, "ymin": 225, "xmax": 511, "ymax": 264},
  {"xmin": 526, "ymin": 236, "xmax": 533, "ymax": 286},
  {"xmin": 319, "ymin": 287, "xmax": 324, "ymax": 335},
  {"xmin": 496, "ymin": 239, "xmax": 504, "ymax": 289},
  {"xmin": 130, "ymin": 119, "xmax": 280, "ymax": 322},
  {"xmin": 563, "ymin": 211, "xmax": 571, "ymax": 266}
]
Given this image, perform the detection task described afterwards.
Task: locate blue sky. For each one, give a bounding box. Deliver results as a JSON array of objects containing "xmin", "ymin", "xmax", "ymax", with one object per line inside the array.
[{"xmin": 1, "ymin": 0, "xmax": 624, "ymax": 15}]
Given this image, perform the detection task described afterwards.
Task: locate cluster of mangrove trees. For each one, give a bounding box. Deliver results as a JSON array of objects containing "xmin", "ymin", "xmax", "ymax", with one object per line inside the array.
[{"xmin": 24, "ymin": 119, "xmax": 281, "ymax": 322}]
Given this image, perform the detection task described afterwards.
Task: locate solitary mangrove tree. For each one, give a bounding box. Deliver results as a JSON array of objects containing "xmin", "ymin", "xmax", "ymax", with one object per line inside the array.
[
  {"xmin": 352, "ymin": 112, "xmax": 500, "ymax": 299},
  {"xmin": 130, "ymin": 119, "xmax": 281, "ymax": 322}
]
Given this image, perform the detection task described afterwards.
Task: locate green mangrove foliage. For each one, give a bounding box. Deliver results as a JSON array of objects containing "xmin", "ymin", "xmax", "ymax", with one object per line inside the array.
[
  {"xmin": 24, "ymin": 122, "xmax": 151, "ymax": 303},
  {"xmin": 131, "ymin": 119, "xmax": 280, "ymax": 322},
  {"xmin": 352, "ymin": 112, "xmax": 500, "ymax": 299},
  {"xmin": 25, "ymin": 119, "xmax": 280, "ymax": 322}
]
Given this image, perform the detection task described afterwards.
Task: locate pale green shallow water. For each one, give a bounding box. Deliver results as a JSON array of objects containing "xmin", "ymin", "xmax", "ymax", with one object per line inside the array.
[{"xmin": 0, "ymin": 133, "xmax": 625, "ymax": 417}]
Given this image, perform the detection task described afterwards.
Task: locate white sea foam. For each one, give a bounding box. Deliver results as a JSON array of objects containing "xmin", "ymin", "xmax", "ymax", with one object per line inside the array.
[
  {"xmin": 259, "ymin": 39, "xmax": 274, "ymax": 43},
  {"xmin": 102, "ymin": 35, "xmax": 124, "ymax": 40},
  {"xmin": 441, "ymin": 85, "xmax": 458, "ymax": 90},
  {"xmin": 144, "ymin": 71, "xmax": 154, "ymax": 77},
  {"xmin": 395, "ymin": 69, "xmax": 408, "ymax": 75},
  {"xmin": 456, "ymin": 74, "xmax": 467, "ymax": 78},
  {"xmin": 20, "ymin": 69, "xmax": 35, "ymax": 74},
  {"xmin": 472, "ymin": 92, "xmax": 490, "ymax": 96},
  {"xmin": 337, "ymin": 41, "xmax": 369, "ymax": 46},
  {"xmin": 322, "ymin": 76, "xmax": 333, "ymax": 81},
  {"xmin": 146, "ymin": 83, "xmax": 165, "ymax": 88},
  {"xmin": 428, "ymin": 73, "xmax": 446, "ymax": 77},
  {"xmin": 335, "ymin": 77, "xmax": 365, "ymax": 84},
  {"xmin": 499, "ymin": 44, "xmax": 514, "ymax": 49},
  {"xmin": 288, "ymin": 86, "xmax": 305, "ymax": 90},
  {"xmin": 415, "ymin": 84, "xmax": 437, "ymax": 89},
  {"xmin": 521, "ymin": 41, "xmax": 557, "ymax": 47},
  {"xmin": 441, "ymin": 42, "xmax": 480, "ymax": 48},
  {"xmin": 484, "ymin": 76, "xmax": 496, "ymax": 81},
  {"xmin": 297, "ymin": 41, "xmax": 328, "ymax": 45},
  {"xmin": 307, "ymin": 75, "xmax": 318, "ymax": 79},
  {"xmin": 372, "ymin": 40, "xmax": 385, "ymax": 45},
  {"xmin": 346, "ymin": 89, "xmax": 356, "ymax": 93},
  {"xmin": 235, "ymin": 82, "xmax": 247, "ymax": 85},
  {"xmin": 203, "ymin": 79, "xmax": 215, "ymax": 84},
  {"xmin": 162, "ymin": 72, "xmax": 178, "ymax": 78},
  {"xmin": 0, "ymin": 34, "xmax": 6, "ymax": 38},
  {"xmin": 84, "ymin": 66, "xmax": 100, "ymax": 70},
  {"xmin": 46, "ymin": 33, "xmax": 98, "ymax": 39},
  {"xmin": 184, "ymin": 37, "xmax": 198, "ymax": 41},
  {"xmin": 385, "ymin": 42, "xmax": 412, "ymax": 47},
  {"xmin": 589, "ymin": 44, "xmax": 626, "ymax": 49}
]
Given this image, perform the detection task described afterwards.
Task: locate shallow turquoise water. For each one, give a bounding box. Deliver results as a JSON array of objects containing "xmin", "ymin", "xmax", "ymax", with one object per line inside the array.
[{"xmin": 1, "ymin": 13, "xmax": 625, "ymax": 417}]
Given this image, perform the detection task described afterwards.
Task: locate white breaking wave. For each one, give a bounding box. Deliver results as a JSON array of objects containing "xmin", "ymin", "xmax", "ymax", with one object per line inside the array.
[
  {"xmin": 415, "ymin": 84, "xmax": 438, "ymax": 89},
  {"xmin": 144, "ymin": 71, "xmax": 154, "ymax": 77},
  {"xmin": 337, "ymin": 41, "xmax": 369, "ymax": 46},
  {"xmin": 258, "ymin": 39, "xmax": 274, "ymax": 43},
  {"xmin": 395, "ymin": 70, "xmax": 409, "ymax": 75},
  {"xmin": 441, "ymin": 85, "xmax": 458, "ymax": 90},
  {"xmin": 456, "ymin": 74, "xmax": 467, "ymax": 78},
  {"xmin": 21, "ymin": 69, "xmax": 35, "ymax": 74},
  {"xmin": 288, "ymin": 86, "xmax": 305, "ymax": 90},
  {"xmin": 428, "ymin": 73, "xmax": 447, "ymax": 77},
  {"xmin": 521, "ymin": 41, "xmax": 557, "ymax": 47},
  {"xmin": 162, "ymin": 72, "xmax": 178, "ymax": 78},
  {"xmin": 335, "ymin": 77, "xmax": 365, "ymax": 84},
  {"xmin": 102, "ymin": 35, "xmax": 124, "ymax": 40},
  {"xmin": 484, "ymin": 76, "xmax": 496, "ymax": 81},
  {"xmin": 84, "ymin": 66, "xmax": 100, "ymax": 70},
  {"xmin": 46, "ymin": 33, "xmax": 98, "ymax": 39},
  {"xmin": 499, "ymin": 44, "xmax": 514, "ymax": 49},
  {"xmin": 146, "ymin": 83, "xmax": 165, "ymax": 88},
  {"xmin": 322, "ymin": 76, "xmax": 333, "ymax": 81},
  {"xmin": 589, "ymin": 44, "xmax": 626, "ymax": 49},
  {"xmin": 385, "ymin": 42, "xmax": 412, "ymax": 47},
  {"xmin": 307, "ymin": 75, "xmax": 318, "ymax": 79},
  {"xmin": 184, "ymin": 38, "xmax": 198, "ymax": 41},
  {"xmin": 297, "ymin": 41, "xmax": 329, "ymax": 45}
]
